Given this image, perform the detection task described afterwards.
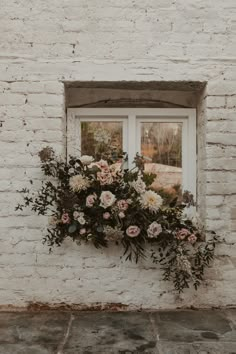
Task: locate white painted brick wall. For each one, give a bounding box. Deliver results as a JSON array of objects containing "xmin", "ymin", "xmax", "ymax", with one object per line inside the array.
[{"xmin": 0, "ymin": 0, "xmax": 236, "ymax": 309}]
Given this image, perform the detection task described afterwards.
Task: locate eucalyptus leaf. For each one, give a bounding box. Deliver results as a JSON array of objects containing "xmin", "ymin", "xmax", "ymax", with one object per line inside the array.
[{"xmin": 68, "ymin": 223, "xmax": 77, "ymax": 233}]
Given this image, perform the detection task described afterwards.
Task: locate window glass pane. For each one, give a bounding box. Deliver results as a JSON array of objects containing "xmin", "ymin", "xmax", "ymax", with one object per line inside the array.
[
  {"xmin": 141, "ymin": 122, "xmax": 182, "ymax": 195},
  {"xmin": 81, "ymin": 121, "xmax": 123, "ymax": 160}
]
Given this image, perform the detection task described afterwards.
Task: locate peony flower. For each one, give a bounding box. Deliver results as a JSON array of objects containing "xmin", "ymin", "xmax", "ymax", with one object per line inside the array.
[
  {"xmin": 61, "ymin": 213, "xmax": 70, "ymax": 224},
  {"xmin": 104, "ymin": 226, "xmax": 124, "ymax": 241},
  {"xmin": 117, "ymin": 199, "xmax": 129, "ymax": 211},
  {"xmin": 176, "ymin": 228, "xmax": 191, "ymax": 240},
  {"xmin": 130, "ymin": 176, "xmax": 146, "ymax": 194},
  {"xmin": 79, "ymin": 228, "xmax": 86, "ymax": 235},
  {"xmin": 147, "ymin": 222, "xmax": 162, "ymax": 238},
  {"xmin": 126, "ymin": 225, "xmax": 141, "ymax": 238},
  {"xmin": 118, "ymin": 211, "xmax": 125, "ymax": 219},
  {"xmin": 79, "ymin": 155, "xmax": 94, "ymax": 165},
  {"xmin": 97, "ymin": 171, "xmax": 113, "ymax": 185},
  {"xmin": 188, "ymin": 234, "xmax": 197, "ymax": 244},
  {"xmin": 103, "ymin": 212, "xmax": 111, "ymax": 220},
  {"xmin": 69, "ymin": 175, "xmax": 90, "ymax": 192},
  {"xmin": 100, "ymin": 191, "xmax": 116, "ymax": 209},
  {"xmin": 86, "ymin": 194, "xmax": 97, "ymax": 207},
  {"xmin": 139, "ymin": 190, "xmax": 163, "ymax": 213}
]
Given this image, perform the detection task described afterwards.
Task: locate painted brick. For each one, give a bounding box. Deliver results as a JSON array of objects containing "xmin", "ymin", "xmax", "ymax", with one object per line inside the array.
[
  {"xmin": 0, "ymin": 93, "xmax": 26, "ymax": 105},
  {"xmin": 206, "ymin": 132, "xmax": 236, "ymax": 145},
  {"xmin": 27, "ymin": 94, "xmax": 64, "ymax": 106},
  {"xmin": 207, "ymin": 108, "xmax": 236, "ymax": 121},
  {"xmin": 227, "ymin": 95, "xmax": 236, "ymax": 108},
  {"xmin": 207, "ymin": 96, "xmax": 226, "ymax": 108},
  {"xmin": 0, "ymin": 0, "xmax": 235, "ymax": 310},
  {"xmin": 206, "ymin": 157, "xmax": 236, "ymax": 170},
  {"xmin": 231, "ymin": 208, "xmax": 236, "ymax": 220}
]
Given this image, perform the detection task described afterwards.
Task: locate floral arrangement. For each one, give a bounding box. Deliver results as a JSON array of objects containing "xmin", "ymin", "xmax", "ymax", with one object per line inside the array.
[{"xmin": 16, "ymin": 147, "xmax": 219, "ymax": 292}]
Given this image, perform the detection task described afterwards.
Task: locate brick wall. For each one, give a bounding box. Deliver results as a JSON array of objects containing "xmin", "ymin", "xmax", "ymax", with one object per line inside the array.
[{"xmin": 0, "ymin": 0, "xmax": 235, "ymax": 309}]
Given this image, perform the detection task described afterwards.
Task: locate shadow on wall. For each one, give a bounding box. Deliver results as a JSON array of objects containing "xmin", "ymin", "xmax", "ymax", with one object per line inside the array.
[{"xmin": 64, "ymin": 80, "xmax": 206, "ymax": 108}]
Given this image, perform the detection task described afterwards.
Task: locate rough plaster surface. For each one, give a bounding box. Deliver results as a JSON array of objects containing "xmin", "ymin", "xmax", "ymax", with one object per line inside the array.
[{"xmin": 0, "ymin": 0, "xmax": 236, "ymax": 309}]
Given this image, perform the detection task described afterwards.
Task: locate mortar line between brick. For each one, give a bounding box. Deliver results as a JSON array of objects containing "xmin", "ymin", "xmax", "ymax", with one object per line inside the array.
[{"xmin": 56, "ymin": 313, "xmax": 74, "ymax": 354}]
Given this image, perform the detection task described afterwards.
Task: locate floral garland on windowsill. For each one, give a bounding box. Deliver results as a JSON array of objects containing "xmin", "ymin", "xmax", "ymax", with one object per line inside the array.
[{"xmin": 16, "ymin": 147, "xmax": 219, "ymax": 292}]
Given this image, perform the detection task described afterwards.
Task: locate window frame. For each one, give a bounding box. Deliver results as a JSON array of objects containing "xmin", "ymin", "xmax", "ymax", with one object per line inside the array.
[{"xmin": 67, "ymin": 108, "xmax": 196, "ymax": 196}]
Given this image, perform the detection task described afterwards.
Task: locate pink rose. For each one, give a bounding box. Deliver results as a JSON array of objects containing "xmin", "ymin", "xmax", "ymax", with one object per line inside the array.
[
  {"xmin": 147, "ymin": 222, "xmax": 162, "ymax": 238},
  {"xmin": 86, "ymin": 194, "xmax": 97, "ymax": 207},
  {"xmin": 61, "ymin": 213, "xmax": 70, "ymax": 224},
  {"xmin": 176, "ymin": 228, "xmax": 191, "ymax": 240},
  {"xmin": 117, "ymin": 199, "xmax": 129, "ymax": 211},
  {"xmin": 188, "ymin": 234, "xmax": 197, "ymax": 244},
  {"xmin": 97, "ymin": 159, "xmax": 109, "ymax": 169},
  {"xmin": 118, "ymin": 212, "xmax": 125, "ymax": 219},
  {"xmin": 103, "ymin": 212, "xmax": 111, "ymax": 220},
  {"xmin": 80, "ymin": 228, "xmax": 86, "ymax": 235},
  {"xmin": 126, "ymin": 225, "xmax": 141, "ymax": 238},
  {"xmin": 97, "ymin": 171, "xmax": 113, "ymax": 185}
]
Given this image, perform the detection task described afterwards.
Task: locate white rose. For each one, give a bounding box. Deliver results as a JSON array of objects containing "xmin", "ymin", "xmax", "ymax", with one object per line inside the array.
[
  {"xmin": 100, "ymin": 191, "xmax": 116, "ymax": 209},
  {"xmin": 78, "ymin": 216, "xmax": 86, "ymax": 225},
  {"xmin": 68, "ymin": 167, "xmax": 75, "ymax": 175},
  {"xmin": 130, "ymin": 176, "xmax": 146, "ymax": 194},
  {"xmin": 79, "ymin": 155, "xmax": 94, "ymax": 165},
  {"xmin": 73, "ymin": 211, "xmax": 80, "ymax": 219}
]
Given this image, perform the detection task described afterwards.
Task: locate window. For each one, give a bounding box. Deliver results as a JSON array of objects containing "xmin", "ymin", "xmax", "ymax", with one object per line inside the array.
[{"xmin": 67, "ymin": 108, "xmax": 196, "ymax": 196}]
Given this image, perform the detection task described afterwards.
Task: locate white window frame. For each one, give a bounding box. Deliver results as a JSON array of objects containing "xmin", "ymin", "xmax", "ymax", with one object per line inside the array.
[{"xmin": 67, "ymin": 108, "xmax": 196, "ymax": 196}]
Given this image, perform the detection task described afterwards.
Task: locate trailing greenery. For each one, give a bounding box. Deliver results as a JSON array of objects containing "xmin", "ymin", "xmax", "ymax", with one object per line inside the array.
[{"xmin": 16, "ymin": 147, "xmax": 219, "ymax": 292}]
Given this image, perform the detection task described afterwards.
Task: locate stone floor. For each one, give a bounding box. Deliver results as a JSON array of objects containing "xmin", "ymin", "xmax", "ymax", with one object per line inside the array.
[{"xmin": 0, "ymin": 310, "xmax": 235, "ymax": 353}]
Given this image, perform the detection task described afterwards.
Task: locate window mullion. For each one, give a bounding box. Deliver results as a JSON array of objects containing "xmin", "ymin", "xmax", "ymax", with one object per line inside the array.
[{"xmin": 128, "ymin": 113, "xmax": 137, "ymax": 169}]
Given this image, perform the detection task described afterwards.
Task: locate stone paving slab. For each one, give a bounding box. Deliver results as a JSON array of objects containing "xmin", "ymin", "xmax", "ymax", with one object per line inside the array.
[
  {"xmin": 155, "ymin": 341, "xmax": 236, "ymax": 354},
  {"xmin": 151, "ymin": 310, "xmax": 234, "ymax": 342},
  {"xmin": 0, "ymin": 312, "xmax": 69, "ymax": 354},
  {"xmin": 64, "ymin": 312, "xmax": 156, "ymax": 353},
  {"xmin": 0, "ymin": 310, "xmax": 235, "ymax": 353}
]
